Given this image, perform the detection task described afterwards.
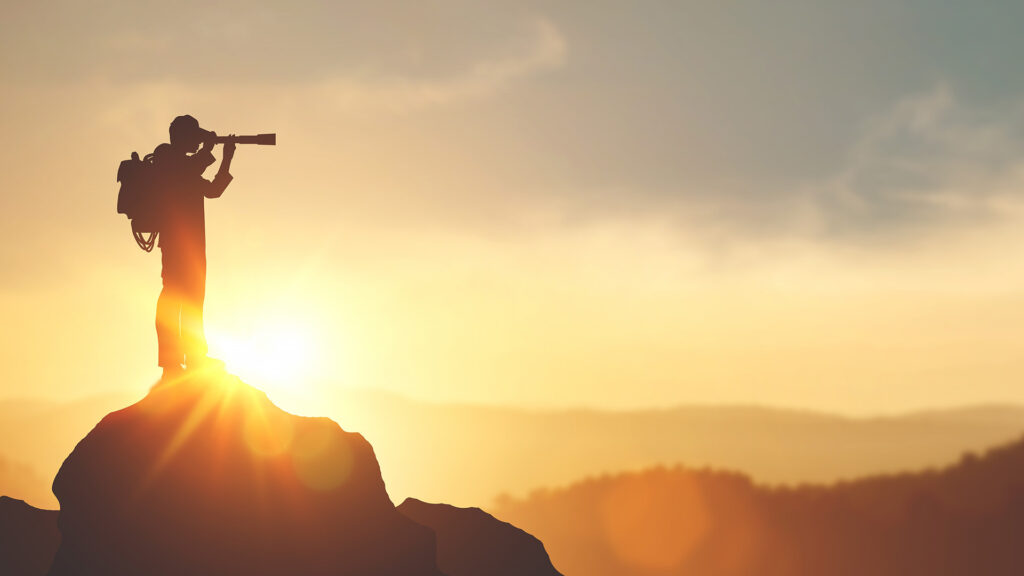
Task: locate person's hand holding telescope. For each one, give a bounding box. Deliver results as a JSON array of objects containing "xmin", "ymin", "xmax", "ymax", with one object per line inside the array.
[
  {"xmin": 222, "ymin": 136, "xmax": 236, "ymax": 162},
  {"xmin": 198, "ymin": 130, "xmax": 273, "ymax": 164}
]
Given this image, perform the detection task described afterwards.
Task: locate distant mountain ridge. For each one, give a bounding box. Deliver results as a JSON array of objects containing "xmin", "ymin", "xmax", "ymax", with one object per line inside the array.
[
  {"xmin": 3, "ymin": 389, "xmax": 1024, "ymax": 509},
  {"xmin": 329, "ymin": 391, "xmax": 1024, "ymax": 507},
  {"xmin": 494, "ymin": 434, "xmax": 1024, "ymax": 576}
]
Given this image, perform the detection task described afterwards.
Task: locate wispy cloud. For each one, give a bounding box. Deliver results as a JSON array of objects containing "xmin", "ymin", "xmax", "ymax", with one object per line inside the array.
[
  {"xmin": 70, "ymin": 16, "xmax": 567, "ymax": 124},
  {"xmin": 316, "ymin": 17, "xmax": 567, "ymax": 112},
  {"xmin": 807, "ymin": 84, "xmax": 1024, "ymax": 240}
]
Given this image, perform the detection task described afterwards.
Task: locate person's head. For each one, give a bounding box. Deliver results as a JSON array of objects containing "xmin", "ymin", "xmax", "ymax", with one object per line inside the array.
[{"xmin": 169, "ymin": 115, "xmax": 208, "ymax": 153}]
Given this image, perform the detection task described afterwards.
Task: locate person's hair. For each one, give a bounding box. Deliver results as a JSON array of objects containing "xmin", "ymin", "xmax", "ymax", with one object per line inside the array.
[{"xmin": 169, "ymin": 115, "xmax": 202, "ymax": 146}]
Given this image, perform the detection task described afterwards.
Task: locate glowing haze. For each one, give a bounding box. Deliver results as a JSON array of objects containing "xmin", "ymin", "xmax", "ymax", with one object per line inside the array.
[{"xmin": 4, "ymin": 1, "xmax": 1024, "ymax": 415}]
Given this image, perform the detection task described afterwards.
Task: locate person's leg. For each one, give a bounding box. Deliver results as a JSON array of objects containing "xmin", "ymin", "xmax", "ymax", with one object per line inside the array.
[
  {"xmin": 181, "ymin": 258, "xmax": 209, "ymax": 367},
  {"xmin": 156, "ymin": 279, "xmax": 184, "ymax": 370}
]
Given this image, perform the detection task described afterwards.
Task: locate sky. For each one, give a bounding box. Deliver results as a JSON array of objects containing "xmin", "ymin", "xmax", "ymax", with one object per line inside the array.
[{"xmin": 4, "ymin": 0, "xmax": 1024, "ymax": 414}]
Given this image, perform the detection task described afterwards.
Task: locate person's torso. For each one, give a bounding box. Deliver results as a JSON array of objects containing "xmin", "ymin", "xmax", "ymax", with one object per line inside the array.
[{"xmin": 157, "ymin": 151, "xmax": 212, "ymax": 255}]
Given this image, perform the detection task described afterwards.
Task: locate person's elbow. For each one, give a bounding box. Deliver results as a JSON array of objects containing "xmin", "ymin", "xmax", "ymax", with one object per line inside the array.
[
  {"xmin": 205, "ymin": 184, "xmax": 228, "ymax": 199},
  {"xmin": 205, "ymin": 174, "xmax": 233, "ymax": 198}
]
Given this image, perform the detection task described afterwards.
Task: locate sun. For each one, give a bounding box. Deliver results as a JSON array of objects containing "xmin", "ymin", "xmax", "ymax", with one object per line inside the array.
[{"xmin": 207, "ymin": 319, "xmax": 320, "ymax": 392}]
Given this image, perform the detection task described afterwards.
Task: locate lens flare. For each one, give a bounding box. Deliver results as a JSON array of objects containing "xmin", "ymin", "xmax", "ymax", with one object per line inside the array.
[
  {"xmin": 291, "ymin": 423, "xmax": 353, "ymax": 492},
  {"xmin": 208, "ymin": 319, "xmax": 319, "ymax": 391},
  {"xmin": 600, "ymin": 469, "xmax": 710, "ymax": 571}
]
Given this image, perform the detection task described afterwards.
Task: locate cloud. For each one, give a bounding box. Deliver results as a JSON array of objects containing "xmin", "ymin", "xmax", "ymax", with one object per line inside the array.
[
  {"xmin": 544, "ymin": 83, "xmax": 1024, "ymax": 249},
  {"xmin": 0, "ymin": 1, "xmax": 564, "ymax": 87},
  {"xmin": 315, "ymin": 18, "xmax": 567, "ymax": 112},
  {"xmin": 33, "ymin": 15, "xmax": 567, "ymax": 122},
  {"xmin": 805, "ymin": 85, "xmax": 1024, "ymax": 240}
]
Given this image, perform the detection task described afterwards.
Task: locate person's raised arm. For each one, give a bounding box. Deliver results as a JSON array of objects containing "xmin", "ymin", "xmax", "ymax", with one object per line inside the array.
[
  {"xmin": 204, "ymin": 139, "xmax": 235, "ymax": 199},
  {"xmin": 189, "ymin": 131, "xmax": 217, "ymax": 174}
]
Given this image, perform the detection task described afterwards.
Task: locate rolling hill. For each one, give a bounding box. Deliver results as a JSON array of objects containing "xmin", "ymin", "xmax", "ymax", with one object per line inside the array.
[{"xmin": 493, "ymin": 435, "xmax": 1024, "ymax": 575}]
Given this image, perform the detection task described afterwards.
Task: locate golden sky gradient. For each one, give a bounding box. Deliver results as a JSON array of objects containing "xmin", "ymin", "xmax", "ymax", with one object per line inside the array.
[{"xmin": 4, "ymin": 1, "xmax": 1024, "ymax": 414}]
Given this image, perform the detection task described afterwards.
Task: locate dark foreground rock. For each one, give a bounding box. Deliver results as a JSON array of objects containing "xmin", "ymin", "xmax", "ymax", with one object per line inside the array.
[
  {"xmin": 47, "ymin": 372, "xmax": 441, "ymax": 576},
  {"xmin": 0, "ymin": 496, "xmax": 60, "ymax": 576},
  {"xmin": 399, "ymin": 498, "xmax": 563, "ymax": 576}
]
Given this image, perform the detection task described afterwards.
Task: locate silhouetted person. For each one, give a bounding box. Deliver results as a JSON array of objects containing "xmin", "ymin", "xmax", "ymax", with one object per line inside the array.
[{"xmin": 155, "ymin": 115, "xmax": 235, "ymax": 379}]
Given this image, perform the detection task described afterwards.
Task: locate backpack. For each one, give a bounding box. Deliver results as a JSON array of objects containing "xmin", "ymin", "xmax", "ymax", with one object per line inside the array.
[{"xmin": 116, "ymin": 150, "xmax": 163, "ymax": 252}]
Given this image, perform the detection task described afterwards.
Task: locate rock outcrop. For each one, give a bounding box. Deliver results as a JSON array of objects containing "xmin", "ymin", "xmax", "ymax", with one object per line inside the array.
[
  {"xmin": 398, "ymin": 498, "xmax": 563, "ymax": 576},
  {"xmin": 47, "ymin": 371, "xmax": 441, "ymax": 576},
  {"xmin": 0, "ymin": 496, "xmax": 60, "ymax": 576}
]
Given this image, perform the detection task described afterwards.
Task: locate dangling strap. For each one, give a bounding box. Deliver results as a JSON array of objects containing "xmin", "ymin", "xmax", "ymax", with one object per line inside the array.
[{"xmin": 134, "ymin": 231, "xmax": 158, "ymax": 252}]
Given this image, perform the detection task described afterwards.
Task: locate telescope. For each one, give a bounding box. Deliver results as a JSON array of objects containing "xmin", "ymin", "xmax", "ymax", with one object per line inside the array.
[{"xmin": 208, "ymin": 133, "xmax": 276, "ymax": 145}]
